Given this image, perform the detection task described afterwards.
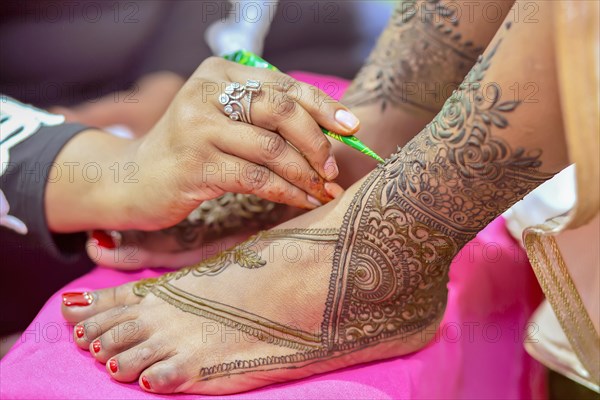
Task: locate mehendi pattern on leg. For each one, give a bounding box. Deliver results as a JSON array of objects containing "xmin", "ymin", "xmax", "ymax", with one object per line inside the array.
[
  {"xmin": 131, "ymin": 25, "xmax": 554, "ymax": 380},
  {"xmin": 344, "ymin": 0, "xmax": 482, "ymax": 113}
]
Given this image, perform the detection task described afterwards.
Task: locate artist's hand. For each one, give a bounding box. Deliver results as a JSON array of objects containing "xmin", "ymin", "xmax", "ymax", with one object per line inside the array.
[
  {"xmin": 127, "ymin": 57, "xmax": 358, "ymax": 230},
  {"xmin": 46, "ymin": 58, "xmax": 357, "ymax": 233}
]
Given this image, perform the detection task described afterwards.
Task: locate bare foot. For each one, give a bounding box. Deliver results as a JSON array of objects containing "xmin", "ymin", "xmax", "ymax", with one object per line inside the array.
[
  {"xmin": 61, "ymin": 17, "xmax": 564, "ymax": 393},
  {"xmin": 86, "ymin": 194, "xmax": 295, "ymax": 269},
  {"xmin": 62, "ymin": 166, "xmax": 452, "ymax": 394}
]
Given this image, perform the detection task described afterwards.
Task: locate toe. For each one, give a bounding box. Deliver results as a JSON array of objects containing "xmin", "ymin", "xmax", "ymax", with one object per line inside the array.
[
  {"xmin": 62, "ymin": 282, "xmax": 141, "ymax": 323},
  {"xmin": 107, "ymin": 339, "xmax": 173, "ymax": 383},
  {"xmin": 74, "ymin": 304, "xmax": 140, "ymax": 350},
  {"xmin": 139, "ymin": 356, "xmax": 193, "ymax": 394},
  {"xmin": 90, "ymin": 319, "xmax": 148, "ymax": 363}
]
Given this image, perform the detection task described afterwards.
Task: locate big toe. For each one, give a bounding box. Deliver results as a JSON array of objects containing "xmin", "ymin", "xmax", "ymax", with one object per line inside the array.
[
  {"xmin": 139, "ymin": 356, "xmax": 197, "ymax": 394},
  {"xmin": 62, "ymin": 282, "xmax": 140, "ymax": 323},
  {"xmin": 108, "ymin": 339, "xmax": 174, "ymax": 383}
]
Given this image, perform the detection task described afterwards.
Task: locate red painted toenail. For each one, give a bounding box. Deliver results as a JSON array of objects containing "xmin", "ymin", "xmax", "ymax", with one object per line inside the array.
[
  {"xmin": 141, "ymin": 376, "xmax": 151, "ymax": 390},
  {"xmin": 109, "ymin": 359, "xmax": 118, "ymax": 373},
  {"xmin": 92, "ymin": 340, "xmax": 101, "ymax": 353},
  {"xmin": 75, "ymin": 325, "xmax": 85, "ymax": 339},
  {"xmin": 62, "ymin": 292, "xmax": 93, "ymax": 307},
  {"xmin": 92, "ymin": 230, "xmax": 117, "ymax": 249}
]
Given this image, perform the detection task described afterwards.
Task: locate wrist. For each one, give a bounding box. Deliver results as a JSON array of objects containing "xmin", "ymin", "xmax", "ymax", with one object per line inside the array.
[{"xmin": 45, "ymin": 129, "xmax": 142, "ymax": 232}]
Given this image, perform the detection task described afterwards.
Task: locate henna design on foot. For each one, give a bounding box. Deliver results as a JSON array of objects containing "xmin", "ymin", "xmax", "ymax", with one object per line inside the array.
[
  {"xmin": 127, "ymin": 25, "xmax": 554, "ymax": 382},
  {"xmin": 118, "ymin": 193, "xmax": 284, "ymax": 253}
]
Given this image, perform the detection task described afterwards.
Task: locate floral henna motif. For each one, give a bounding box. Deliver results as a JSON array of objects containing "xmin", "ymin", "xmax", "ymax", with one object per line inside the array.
[
  {"xmin": 132, "ymin": 26, "xmax": 553, "ymax": 380},
  {"xmin": 344, "ymin": 0, "xmax": 482, "ymax": 113},
  {"xmin": 324, "ymin": 171, "xmax": 457, "ymax": 348},
  {"xmin": 385, "ymin": 39, "xmax": 551, "ymax": 239},
  {"xmin": 133, "ymin": 228, "xmax": 340, "ymax": 296}
]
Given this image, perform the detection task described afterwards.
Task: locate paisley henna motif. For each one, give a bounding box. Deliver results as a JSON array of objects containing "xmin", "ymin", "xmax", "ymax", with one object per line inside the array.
[{"xmin": 132, "ymin": 22, "xmax": 553, "ymax": 381}]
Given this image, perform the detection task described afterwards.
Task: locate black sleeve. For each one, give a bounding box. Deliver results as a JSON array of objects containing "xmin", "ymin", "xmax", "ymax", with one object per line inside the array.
[
  {"xmin": 0, "ymin": 98, "xmax": 95, "ymax": 334},
  {"xmin": 1, "ymin": 122, "xmax": 91, "ymax": 262}
]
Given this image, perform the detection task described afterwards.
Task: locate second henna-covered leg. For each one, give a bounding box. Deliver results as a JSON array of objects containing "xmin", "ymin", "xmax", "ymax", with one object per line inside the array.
[
  {"xmin": 63, "ymin": 2, "xmax": 569, "ymax": 394},
  {"xmin": 98, "ymin": 0, "xmax": 516, "ymax": 263}
]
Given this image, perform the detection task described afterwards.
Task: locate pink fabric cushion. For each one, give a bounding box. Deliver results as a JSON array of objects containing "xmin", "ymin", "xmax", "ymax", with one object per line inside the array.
[{"xmin": 0, "ymin": 72, "xmax": 546, "ymax": 399}]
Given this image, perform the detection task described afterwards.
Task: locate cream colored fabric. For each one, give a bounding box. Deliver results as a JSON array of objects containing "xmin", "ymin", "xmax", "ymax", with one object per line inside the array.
[
  {"xmin": 525, "ymin": 301, "xmax": 598, "ymax": 392},
  {"xmin": 521, "ymin": 0, "xmax": 600, "ymax": 390}
]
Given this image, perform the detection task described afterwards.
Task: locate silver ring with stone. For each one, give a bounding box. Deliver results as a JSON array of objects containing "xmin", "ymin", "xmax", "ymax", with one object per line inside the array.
[{"xmin": 219, "ymin": 80, "xmax": 262, "ymax": 124}]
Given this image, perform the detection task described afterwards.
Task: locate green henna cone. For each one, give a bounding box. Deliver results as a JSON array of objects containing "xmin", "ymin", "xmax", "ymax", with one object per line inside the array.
[
  {"xmin": 223, "ymin": 50, "xmax": 278, "ymax": 72},
  {"xmin": 321, "ymin": 129, "xmax": 385, "ymax": 163},
  {"xmin": 223, "ymin": 50, "xmax": 384, "ymax": 163}
]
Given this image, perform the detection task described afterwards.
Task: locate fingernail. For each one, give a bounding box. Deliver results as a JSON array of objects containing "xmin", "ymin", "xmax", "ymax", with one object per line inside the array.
[
  {"xmin": 307, "ymin": 195, "xmax": 322, "ymax": 207},
  {"xmin": 62, "ymin": 292, "xmax": 93, "ymax": 307},
  {"xmin": 91, "ymin": 230, "xmax": 117, "ymax": 249},
  {"xmin": 92, "ymin": 340, "xmax": 101, "ymax": 354},
  {"xmin": 141, "ymin": 376, "xmax": 152, "ymax": 390},
  {"xmin": 75, "ymin": 325, "xmax": 85, "ymax": 339},
  {"xmin": 109, "ymin": 359, "xmax": 118, "ymax": 373},
  {"xmin": 335, "ymin": 109, "xmax": 359, "ymax": 130},
  {"xmin": 324, "ymin": 155, "xmax": 339, "ymax": 181}
]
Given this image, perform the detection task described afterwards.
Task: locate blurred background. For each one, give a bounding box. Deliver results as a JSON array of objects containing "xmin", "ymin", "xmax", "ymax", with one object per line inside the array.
[{"xmin": 0, "ymin": 0, "xmax": 393, "ymax": 109}]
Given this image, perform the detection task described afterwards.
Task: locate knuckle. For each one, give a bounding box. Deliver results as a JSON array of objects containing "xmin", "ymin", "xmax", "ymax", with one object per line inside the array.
[
  {"xmin": 243, "ymin": 165, "xmax": 271, "ymax": 191},
  {"xmin": 179, "ymin": 76, "xmax": 208, "ymax": 103},
  {"xmin": 312, "ymin": 86, "xmax": 329, "ymax": 105},
  {"xmin": 132, "ymin": 345, "xmax": 155, "ymax": 364},
  {"xmin": 120, "ymin": 320, "xmax": 143, "ymax": 344},
  {"xmin": 277, "ymin": 76, "xmax": 300, "ymax": 96},
  {"xmin": 260, "ymin": 133, "xmax": 287, "ymax": 160},
  {"xmin": 311, "ymin": 135, "xmax": 331, "ymax": 157},
  {"xmin": 154, "ymin": 365, "xmax": 181, "ymax": 387},
  {"xmin": 271, "ymin": 92, "xmax": 297, "ymax": 119},
  {"xmin": 167, "ymin": 101, "xmax": 205, "ymax": 140}
]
